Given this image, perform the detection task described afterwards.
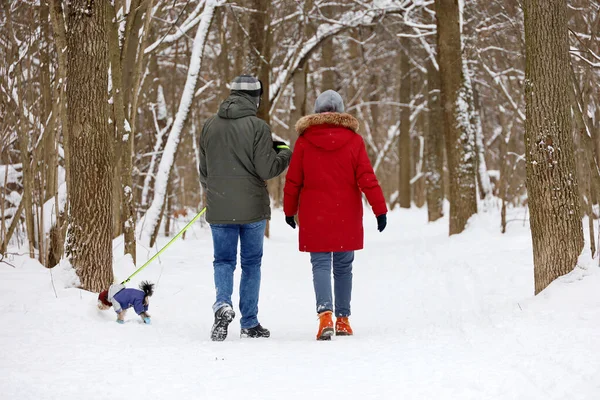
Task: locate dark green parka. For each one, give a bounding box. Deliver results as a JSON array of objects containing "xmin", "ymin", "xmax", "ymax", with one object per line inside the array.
[{"xmin": 199, "ymin": 92, "xmax": 291, "ymax": 224}]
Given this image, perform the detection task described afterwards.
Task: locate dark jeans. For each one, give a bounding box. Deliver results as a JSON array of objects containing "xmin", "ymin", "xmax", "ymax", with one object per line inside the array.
[
  {"xmin": 310, "ymin": 251, "xmax": 354, "ymax": 317},
  {"xmin": 210, "ymin": 220, "xmax": 267, "ymax": 329}
]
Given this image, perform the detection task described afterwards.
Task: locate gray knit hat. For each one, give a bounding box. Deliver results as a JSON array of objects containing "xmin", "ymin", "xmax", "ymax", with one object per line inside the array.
[
  {"xmin": 230, "ymin": 75, "xmax": 263, "ymax": 99},
  {"xmin": 314, "ymin": 90, "xmax": 345, "ymax": 113}
]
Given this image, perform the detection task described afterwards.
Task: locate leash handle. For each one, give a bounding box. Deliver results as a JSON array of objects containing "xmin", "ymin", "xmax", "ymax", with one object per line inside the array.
[{"xmin": 121, "ymin": 207, "xmax": 207, "ymax": 284}]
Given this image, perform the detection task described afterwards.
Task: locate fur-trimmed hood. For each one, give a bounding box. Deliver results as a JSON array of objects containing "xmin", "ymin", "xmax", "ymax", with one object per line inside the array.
[
  {"xmin": 295, "ymin": 113, "xmax": 359, "ymax": 135},
  {"xmin": 294, "ymin": 113, "xmax": 360, "ymax": 152}
]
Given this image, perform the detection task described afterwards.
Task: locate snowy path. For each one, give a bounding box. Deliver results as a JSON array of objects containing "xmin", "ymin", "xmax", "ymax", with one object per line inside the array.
[{"xmin": 1, "ymin": 208, "xmax": 599, "ymax": 400}]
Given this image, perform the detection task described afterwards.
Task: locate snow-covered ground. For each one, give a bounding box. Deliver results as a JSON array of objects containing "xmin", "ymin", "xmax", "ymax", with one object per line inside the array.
[{"xmin": 1, "ymin": 207, "xmax": 599, "ymax": 400}]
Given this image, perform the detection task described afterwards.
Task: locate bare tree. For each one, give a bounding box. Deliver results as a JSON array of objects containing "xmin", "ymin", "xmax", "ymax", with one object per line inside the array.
[
  {"xmin": 425, "ymin": 57, "xmax": 444, "ymax": 222},
  {"xmin": 434, "ymin": 0, "xmax": 478, "ymax": 235},
  {"xmin": 398, "ymin": 33, "xmax": 412, "ymax": 208},
  {"xmin": 524, "ymin": 0, "xmax": 584, "ymax": 294}
]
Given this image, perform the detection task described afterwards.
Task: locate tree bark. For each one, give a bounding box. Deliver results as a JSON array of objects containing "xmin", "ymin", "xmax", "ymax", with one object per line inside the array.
[
  {"xmin": 246, "ymin": 0, "xmax": 272, "ymax": 237},
  {"xmin": 425, "ymin": 59, "xmax": 444, "ymax": 222},
  {"xmin": 246, "ymin": 0, "xmax": 269, "ymax": 76},
  {"xmin": 64, "ymin": 0, "xmax": 114, "ymax": 292},
  {"xmin": 49, "ymin": 0, "xmax": 70, "ymax": 227},
  {"xmin": 398, "ymin": 35, "xmax": 412, "ymax": 208},
  {"xmin": 288, "ymin": 0, "xmax": 313, "ymax": 146},
  {"xmin": 107, "ymin": 3, "xmax": 124, "ymax": 240},
  {"xmin": 471, "ymin": 82, "xmax": 492, "ymax": 201},
  {"xmin": 2, "ymin": 0, "xmax": 37, "ymax": 258},
  {"xmin": 217, "ymin": 7, "xmax": 230, "ymax": 102},
  {"xmin": 434, "ymin": 0, "xmax": 478, "ymax": 235},
  {"xmin": 524, "ymin": 0, "xmax": 584, "ymax": 294},
  {"xmin": 17, "ymin": 74, "xmax": 36, "ymax": 258},
  {"xmin": 246, "ymin": 0, "xmax": 271, "ymax": 123},
  {"xmin": 321, "ymin": 4, "xmax": 337, "ymax": 91},
  {"xmin": 123, "ymin": 0, "xmax": 154, "ymax": 262},
  {"xmin": 121, "ymin": 0, "xmax": 144, "ymax": 110},
  {"xmin": 41, "ymin": 0, "xmax": 57, "ymax": 203}
]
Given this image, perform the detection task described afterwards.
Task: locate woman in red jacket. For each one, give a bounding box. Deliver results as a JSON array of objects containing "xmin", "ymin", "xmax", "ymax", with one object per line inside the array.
[{"xmin": 284, "ymin": 90, "xmax": 388, "ymax": 340}]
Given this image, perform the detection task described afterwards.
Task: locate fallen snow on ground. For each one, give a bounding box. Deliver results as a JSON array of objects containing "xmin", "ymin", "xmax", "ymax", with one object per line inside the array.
[{"xmin": 1, "ymin": 207, "xmax": 599, "ymax": 400}]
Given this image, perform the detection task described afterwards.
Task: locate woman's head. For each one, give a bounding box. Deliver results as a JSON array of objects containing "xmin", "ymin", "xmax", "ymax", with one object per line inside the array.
[{"xmin": 314, "ymin": 90, "xmax": 344, "ymax": 114}]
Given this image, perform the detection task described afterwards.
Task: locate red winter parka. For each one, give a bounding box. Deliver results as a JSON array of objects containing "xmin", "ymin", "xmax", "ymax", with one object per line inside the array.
[{"xmin": 283, "ymin": 113, "xmax": 387, "ymax": 253}]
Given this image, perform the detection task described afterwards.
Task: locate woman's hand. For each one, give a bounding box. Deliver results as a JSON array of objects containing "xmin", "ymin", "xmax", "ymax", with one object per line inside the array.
[
  {"xmin": 377, "ymin": 214, "xmax": 387, "ymax": 232},
  {"xmin": 285, "ymin": 216, "xmax": 297, "ymax": 229}
]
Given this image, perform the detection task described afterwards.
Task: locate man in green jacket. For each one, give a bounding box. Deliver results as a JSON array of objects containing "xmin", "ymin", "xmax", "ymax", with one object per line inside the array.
[{"xmin": 199, "ymin": 75, "xmax": 291, "ymax": 341}]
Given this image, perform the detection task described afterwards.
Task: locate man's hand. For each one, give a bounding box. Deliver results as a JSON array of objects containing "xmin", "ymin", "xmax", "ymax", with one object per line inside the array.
[{"xmin": 273, "ymin": 140, "xmax": 290, "ymax": 153}]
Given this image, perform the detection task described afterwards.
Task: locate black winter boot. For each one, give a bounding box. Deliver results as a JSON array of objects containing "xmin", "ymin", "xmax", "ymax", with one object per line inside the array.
[
  {"xmin": 240, "ymin": 324, "xmax": 270, "ymax": 338},
  {"xmin": 210, "ymin": 305, "xmax": 235, "ymax": 342}
]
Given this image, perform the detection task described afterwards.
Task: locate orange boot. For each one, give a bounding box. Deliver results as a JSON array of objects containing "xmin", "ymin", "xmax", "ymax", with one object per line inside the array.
[
  {"xmin": 316, "ymin": 311, "xmax": 334, "ymax": 340},
  {"xmin": 335, "ymin": 317, "xmax": 353, "ymax": 336}
]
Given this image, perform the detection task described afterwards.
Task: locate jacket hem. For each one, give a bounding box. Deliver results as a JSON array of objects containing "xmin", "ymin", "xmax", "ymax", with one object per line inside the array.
[{"xmin": 207, "ymin": 216, "xmax": 270, "ymax": 225}]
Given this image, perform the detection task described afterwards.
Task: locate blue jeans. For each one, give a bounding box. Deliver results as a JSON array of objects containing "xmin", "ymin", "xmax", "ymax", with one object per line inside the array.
[
  {"xmin": 310, "ymin": 251, "xmax": 354, "ymax": 317},
  {"xmin": 211, "ymin": 220, "xmax": 266, "ymax": 329}
]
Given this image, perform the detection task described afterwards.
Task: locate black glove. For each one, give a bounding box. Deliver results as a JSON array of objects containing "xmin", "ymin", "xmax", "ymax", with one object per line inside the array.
[
  {"xmin": 376, "ymin": 214, "xmax": 387, "ymax": 232},
  {"xmin": 285, "ymin": 216, "xmax": 296, "ymax": 229},
  {"xmin": 273, "ymin": 140, "xmax": 290, "ymax": 153}
]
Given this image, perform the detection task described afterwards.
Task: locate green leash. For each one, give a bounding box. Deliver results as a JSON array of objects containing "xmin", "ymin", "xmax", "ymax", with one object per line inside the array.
[{"xmin": 121, "ymin": 207, "xmax": 207, "ymax": 284}]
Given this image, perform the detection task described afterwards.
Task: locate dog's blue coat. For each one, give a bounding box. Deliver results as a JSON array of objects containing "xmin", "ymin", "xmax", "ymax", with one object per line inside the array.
[{"xmin": 112, "ymin": 288, "xmax": 148, "ymax": 315}]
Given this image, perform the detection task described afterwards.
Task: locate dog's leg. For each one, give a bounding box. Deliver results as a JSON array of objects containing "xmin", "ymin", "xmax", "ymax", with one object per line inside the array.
[{"xmin": 117, "ymin": 310, "xmax": 127, "ymax": 323}]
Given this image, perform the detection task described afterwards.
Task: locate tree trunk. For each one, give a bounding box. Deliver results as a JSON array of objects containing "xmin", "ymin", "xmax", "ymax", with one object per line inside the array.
[
  {"xmin": 41, "ymin": 0, "xmax": 57, "ymax": 203},
  {"xmin": 569, "ymin": 63, "xmax": 600, "ymax": 206},
  {"xmin": 247, "ymin": 0, "xmax": 272, "ymax": 237},
  {"xmin": 122, "ymin": 0, "xmax": 155, "ymax": 263},
  {"xmin": 434, "ymin": 0, "xmax": 478, "ymax": 235},
  {"xmin": 288, "ymin": 0, "xmax": 312, "ymax": 146},
  {"xmin": 246, "ymin": 0, "xmax": 269, "ymax": 77},
  {"xmin": 398, "ymin": 36, "xmax": 412, "ymax": 208},
  {"xmin": 321, "ymin": 5, "xmax": 337, "ymax": 91},
  {"xmin": 2, "ymin": 0, "xmax": 36, "ymax": 257},
  {"xmin": 290, "ymin": 61, "xmax": 308, "ymax": 145},
  {"xmin": 471, "ymin": 81, "xmax": 492, "ymax": 201},
  {"xmin": 322, "ymin": 39, "xmax": 335, "ymax": 91},
  {"xmin": 425, "ymin": 59, "xmax": 444, "ymax": 222},
  {"xmin": 524, "ymin": 0, "xmax": 584, "ymax": 294},
  {"xmin": 17, "ymin": 74, "xmax": 36, "ymax": 258},
  {"xmin": 247, "ymin": 0, "xmax": 271, "ymax": 123},
  {"xmin": 64, "ymin": 0, "xmax": 114, "ymax": 292},
  {"xmin": 121, "ymin": 0, "xmax": 143, "ymax": 110},
  {"xmin": 217, "ymin": 7, "xmax": 230, "ymax": 102},
  {"xmin": 49, "ymin": 0, "xmax": 70, "ymax": 271},
  {"xmin": 499, "ymin": 123, "xmax": 508, "ymax": 234},
  {"xmin": 413, "ymin": 134, "xmax": 426, "ymax": 208}
]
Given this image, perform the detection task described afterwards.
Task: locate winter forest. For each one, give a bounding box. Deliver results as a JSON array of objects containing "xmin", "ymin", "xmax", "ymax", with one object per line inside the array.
[{"xmin": 1, "ymin": 0, "xmax": 600, "ymax": 399}]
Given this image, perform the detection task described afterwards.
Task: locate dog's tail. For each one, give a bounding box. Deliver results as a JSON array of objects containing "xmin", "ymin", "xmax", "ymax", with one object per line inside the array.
[{"xmin": 139, "ymin": 281, "xmax": 155, "ymax": 297}]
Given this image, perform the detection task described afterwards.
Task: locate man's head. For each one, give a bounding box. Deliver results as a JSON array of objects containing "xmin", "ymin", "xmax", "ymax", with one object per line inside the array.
[
  {"xmin": 230, "ymin": 75, "xmax": 263, "ymax": 108},
  {"xmin": 314, "ymin": 90, "xmax": 345, "ymax": 114}
]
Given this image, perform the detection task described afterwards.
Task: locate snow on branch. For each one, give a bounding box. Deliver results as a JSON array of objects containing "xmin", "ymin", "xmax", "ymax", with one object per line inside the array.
[
  {"xmin": 478, "ymin": 57, "xmax": 526, "ymax": 122},
  {"xmin": 139, "ymin": 0, "xmax": 223, "ymax": 245},
  {"xmin": 144, "ymin": 0, "xmax": 207, "ymax": 54},
  {"xmin": 269, "ymin": 1, "xmax": 409, "ymax": 108}
]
